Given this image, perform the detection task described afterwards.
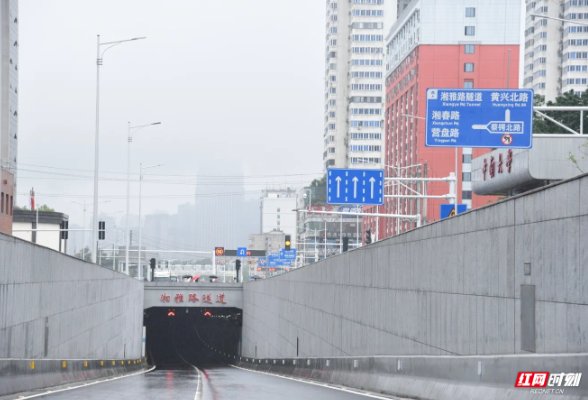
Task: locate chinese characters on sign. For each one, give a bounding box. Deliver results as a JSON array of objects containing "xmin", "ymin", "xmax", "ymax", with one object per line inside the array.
[
  {"xmin": 426, "ymin": 89, "xmax": 533, "ymax": 149},
  {"xmin": 159, "ymin": 293, "xmax": 227, "ymax": 305},
  {"xmin": 483, "ymin": 150, "xmax": 513, "ymax": 181}
]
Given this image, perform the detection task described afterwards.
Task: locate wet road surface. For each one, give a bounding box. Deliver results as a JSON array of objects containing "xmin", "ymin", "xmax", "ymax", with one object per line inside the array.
[{"xmin": 16, "ymin": 364, "xmax": 394, "ymax": 400}]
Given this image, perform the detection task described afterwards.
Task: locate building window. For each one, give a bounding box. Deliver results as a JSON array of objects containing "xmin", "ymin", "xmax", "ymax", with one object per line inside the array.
[
  {"xmin": 465, "ymin": 44, "xmax": 475, "ymax": 54},
  {"xmin": 462, "ymin": 172, "xmax": 472, "ymax": 182},
  {"xmin": 462, "ymin": 190, "xmax": 472, "ymax": 200},
  {"xmin": 9, "ymin": 196, "xmax": 13, "ymax": 216},
  {"xmin": 463, "ymin": 154, "xmax": 472, "ymax": 163},
  {"xmin": 464, "ymin": 63, "xmax": 475, "ymax": 72},
  {"xmin": 465, "ymin": 26, "xmax": 476, "ymax": 36},
  {"xmin": 1, "ymin": 192, "xmax": 4, "ymax": 214},
  {"xmin": 465, "ymin": 7, "xmax": 476, "ymax": 17},
  {"xmin": 464, "ymin": 81, "xmax": 474, "ymax": 89}
]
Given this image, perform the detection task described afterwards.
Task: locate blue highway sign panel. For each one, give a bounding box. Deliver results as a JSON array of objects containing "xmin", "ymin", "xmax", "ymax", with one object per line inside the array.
[
  {"xmin": 279, "ymin": 249, "xmax": 297, "ymax": 260},
  {"xmin": 237, "ymin": 247, "xmax": 247, "ymax": 257},
  {"xmin": 327, "ymin": 168, "xmax": 384, "ymax": 205},
  {"xmin": 425, "ymin": 89, "xmax": 534, "ymax": 149}
]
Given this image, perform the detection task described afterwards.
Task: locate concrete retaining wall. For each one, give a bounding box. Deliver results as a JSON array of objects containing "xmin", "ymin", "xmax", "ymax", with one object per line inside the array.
[
  {"xmin": 230, "ymin": 354, "xmax": 587, "ymax": 400},
  {"xmin": 0, "ymin": 233, "xmax": 144, "ymax": 360},
  {"xmin": 0, "ymin": 357, "xmax": 148, "ymax": 397},
  {"xmin": 242, "ymin": 173, "xmax": 588, "ymax": 359}
]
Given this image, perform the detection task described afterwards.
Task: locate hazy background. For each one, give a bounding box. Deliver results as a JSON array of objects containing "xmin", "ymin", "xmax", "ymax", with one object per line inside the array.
[{"xmin": 17, "ymin": 1, "xmax": 325, "ymax": 237}]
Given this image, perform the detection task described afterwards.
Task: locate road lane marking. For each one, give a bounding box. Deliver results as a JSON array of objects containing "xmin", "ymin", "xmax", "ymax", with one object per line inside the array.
[
  {"xmin": 228, "ymin": 364, "xmax": 403, "ymax": 400},
  {"xmin": 11, "ymin": 366, "xmax": 156, "ymax": 399}
]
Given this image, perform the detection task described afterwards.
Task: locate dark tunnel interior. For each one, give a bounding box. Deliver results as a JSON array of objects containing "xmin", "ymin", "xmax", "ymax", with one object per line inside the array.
[{"xmin": 144, "ymin": 307, "xmax": 242, "ymax": 369}]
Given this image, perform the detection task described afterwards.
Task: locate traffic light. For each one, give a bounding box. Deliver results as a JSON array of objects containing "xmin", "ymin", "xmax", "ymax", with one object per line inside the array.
[
  {"xmin": 365, "ymin": 229, "xmax": 372, "ymax": 245},
  {"xmin": 60, "ymin": 221, "xmax": 69, "ymax": 240},
  {"xmin": 149, "ymin": 258, "xmax": 156, "ymax": 282},
  {"xmin": 285, "ymin": 235, "xmax": 291, "ymax": 251},
  {"xmin": 235, "ymin": 260, "xmax": 241, "ymax": 283},
  {"xmin": 98, "ymin": 221, "xmax": 106, "ymax": 240},
  {"xmin": 343, "ymin": 237, "xmax": 349, "ymax": 252}
]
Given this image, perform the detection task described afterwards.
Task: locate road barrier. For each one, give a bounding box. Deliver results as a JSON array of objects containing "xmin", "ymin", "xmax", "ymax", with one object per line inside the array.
[
  {"xmin": 226, "ymin": 353, "xmax": 588, "ymax": 400},
  {"xmin": 0, "ymin": 358, "xmax": 148, "ymax": 397}
]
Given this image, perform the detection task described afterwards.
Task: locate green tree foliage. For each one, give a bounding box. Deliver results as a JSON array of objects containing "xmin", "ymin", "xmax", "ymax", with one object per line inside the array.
[
  {"xmin": 75, "ymin": 247, "xmax": 92, "ymax": 262},
  {"xmin": 534, "ymin": 91, "xmax": 588, "ymax": 134},
  {"xmin": 305, "ymin": 175, "xmax": 327, "ymax": 206},
  {"xmin": 36, "ymin": 204, "xmax": 55, "ymax": 212},
  {"xmin": 534, "ymin": 91, "xmax": 588, "ymax": 173}
]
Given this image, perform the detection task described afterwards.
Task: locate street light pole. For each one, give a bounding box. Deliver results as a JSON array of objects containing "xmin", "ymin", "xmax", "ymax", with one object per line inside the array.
[
  {"xmin": 92, "ymin": 35, "xmax": 146, "ymax": 264},
  {"xmin": 125, "ymin": 122, "xmax": 161, "ymax": 276},
  {"xmin": 138, "ymin": 163, "xmax": 164, "ymax": 280}
]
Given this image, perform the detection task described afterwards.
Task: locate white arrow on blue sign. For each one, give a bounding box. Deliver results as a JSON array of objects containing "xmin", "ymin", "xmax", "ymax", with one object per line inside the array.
[
  {"xmin": 327, "ymin": 168, "xmax": 384, "ymax": 206},
  {"xmin": 237, "ymin": 247, "xmax": 247, "ymax": 257}
]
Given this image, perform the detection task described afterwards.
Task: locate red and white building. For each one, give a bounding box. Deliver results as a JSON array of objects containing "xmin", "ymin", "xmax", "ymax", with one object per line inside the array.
[{"xmin": 364, "ymin": 0, "xmax": 521, "ymax": 240}]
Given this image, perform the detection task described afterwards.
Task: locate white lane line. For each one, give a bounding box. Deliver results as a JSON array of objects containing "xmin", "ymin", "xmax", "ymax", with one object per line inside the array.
[
  {"xmin": 193, "ymin": 367, "xmax": 202, "ymax": 400},
  {"xmin": 171, "ymin": 345, "xmax": 202, "ymax": 400},
  {"xmin": 13, "ymin": 366, "xmax": 156, "ymax": 399},
  {"xmin": 228, "ymin": 364, "xmax": 403, "ymax": 400}
]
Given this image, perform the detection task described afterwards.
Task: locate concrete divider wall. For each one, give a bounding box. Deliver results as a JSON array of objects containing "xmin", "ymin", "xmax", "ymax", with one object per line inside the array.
[
  {"xmin": 0, "ymin": 358, "xmax": 148, "ymax": 396},
  {"xmin": 0, "ymin": 233, "xmax": 144, "ymax": 360},
  {"xmin": 242, "ymin": 173, "xmax": 588, "ymax": 360},
  {"xmin": 229, "ymin": 354, "xmax": 587, "ymax": 400}
]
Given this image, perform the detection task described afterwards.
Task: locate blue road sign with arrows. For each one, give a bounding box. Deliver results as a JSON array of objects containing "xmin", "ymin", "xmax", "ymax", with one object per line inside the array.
[
  {"xmin": 237, "ymin": 247, "xmax": 247, "ymax": 257},
  {"xmin": 425, "ymin": 88, "xmax": 534, "ymax": 149},
  {"xmin": 327, "ymin": 168, "xmax": 384, "ymax": 205}
]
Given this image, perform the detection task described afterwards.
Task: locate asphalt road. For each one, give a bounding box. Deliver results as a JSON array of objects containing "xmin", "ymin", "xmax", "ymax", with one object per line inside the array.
[{"xmin": 19, "ymin": 365, "xmax": 394, "ymax": 400}]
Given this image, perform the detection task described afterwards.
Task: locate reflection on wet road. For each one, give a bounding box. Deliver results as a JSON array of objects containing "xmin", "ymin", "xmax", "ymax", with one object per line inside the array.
[
  {"xmin": 27, "ymin": 367, "xmax": 200, "ymax": 400},
  {"xmin": 21, "ymin": 364, "xmax": 392, "ymax": 400},
  {"xmin": 201, "ymin": 364, "xmax": 389, "ymax": 400}
]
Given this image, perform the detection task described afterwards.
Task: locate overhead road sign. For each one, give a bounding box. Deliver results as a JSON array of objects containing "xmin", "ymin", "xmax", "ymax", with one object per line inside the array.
[
  {"xmin": 279, "ymin": 249, "xmax": 297, "ymax": 260},
  {"xmin": 237, "ymin": 247, "xmax": 247, "ymax": 257},
  {"xmin": 327, "ymin": 168, "xmax": 384, "ymax": 205},
  {"xmin": 425, "ymin": 89, "xmax": 534, "ymax": 149},
  {"xmin": 215, "ymin": 247, "xmax": 225, "ymax": 256}
]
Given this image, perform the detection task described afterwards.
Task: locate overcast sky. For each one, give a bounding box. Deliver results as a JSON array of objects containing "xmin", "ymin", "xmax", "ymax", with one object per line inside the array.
[{"xmin": 18, "ymin": 1, "xmax": 325, "ymax": 227}]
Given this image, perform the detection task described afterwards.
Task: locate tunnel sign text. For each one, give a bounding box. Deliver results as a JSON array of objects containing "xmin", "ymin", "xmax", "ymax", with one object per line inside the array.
[{"xmin": 160, "ymin": 293, "xmax": 226, "ymax": 304}]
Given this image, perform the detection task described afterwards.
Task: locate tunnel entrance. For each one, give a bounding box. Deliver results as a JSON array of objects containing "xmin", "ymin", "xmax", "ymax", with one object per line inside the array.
[{"xmin": 144, "ymin": 307, "xmax": 242, "ymax": 369}]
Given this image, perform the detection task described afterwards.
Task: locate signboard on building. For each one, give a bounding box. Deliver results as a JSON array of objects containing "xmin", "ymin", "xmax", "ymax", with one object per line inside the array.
[
  {"xmin": 327, "ymin": 168, "xmax": 384, "ymax": 205},
  {"xmin": 425, "ymin": 89, "xmax": 534, "ymax": 149}
]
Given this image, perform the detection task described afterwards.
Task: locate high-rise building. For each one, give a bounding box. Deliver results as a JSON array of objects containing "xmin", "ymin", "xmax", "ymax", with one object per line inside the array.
[
  {"xmin": 323, "ymin": 0, "xmax": 396, "ymax": 171},
  {"xmin": 259, "ymin": 188, "xmax": 297, "ymax": 248},
  {"xmin": 0, "ymin": 0, "xmax": 18, "ymax": 235},
  {"xmin": 364, "ymin": 0, "xmax": 520, "ymax": 240},
  {"xmin": 524, "ymin": 0, "xmax": 588, "ymax": 101}
]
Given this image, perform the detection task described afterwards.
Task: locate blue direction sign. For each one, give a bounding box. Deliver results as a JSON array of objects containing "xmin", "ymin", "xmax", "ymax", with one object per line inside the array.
[
  {"xmin": 425, "ymin": 89, "xmax": 534, "ymax": 149},
  {"xmin": 237, "ymin": 247, "xmax": 247, "ymax": 257},
  {"xmin": 279, "ymin": 249, "xmax": 297, "ymax": 260},
  {"xmin": 268, "ymin": 259, "xmax": 292, "ymax": 268},
  {"xmin": 440, "ymin": 204, "xmax": 468, "ymax": 219},
  {"xmin": 327, "ymin": 168, "xmax": 384, "ymax": 205},
  {"xmin": 268, "ymin": 253, "xmax": 280, "ymax": 262}
]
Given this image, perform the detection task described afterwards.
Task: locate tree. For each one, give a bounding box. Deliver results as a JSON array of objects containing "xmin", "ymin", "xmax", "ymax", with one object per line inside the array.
[
  {"xmin": 75, "ymin": 247, "xmax": 92, "ymax": 262},
  {"xmin": 533, "ymin": 91, "xmax": 588, "ymax": 134},
  {"xmin": 305, "ymin": 175, "xmax": 327, "ymax": 206},
  {"xmin": 37, "ymin": 204, "xmax": 55, "ymax": 212},
  {"xmin": 534, "ymin": 91, "xmax": 588, "ymax": 173}
]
